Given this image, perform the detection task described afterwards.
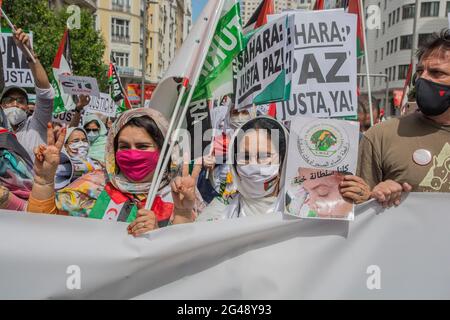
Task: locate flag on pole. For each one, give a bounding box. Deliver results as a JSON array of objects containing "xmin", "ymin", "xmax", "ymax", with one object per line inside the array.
[
  {"xmin": 313, "ymin": 0, "xmax": 325, "ymax": 10},
  {"xmin": 109, "ymin": 56, "xmax": 131, "ymax": 114},
  {"xmin": 347, "ymin": 0, "xmax": 364, "ymax": 58},
  {"xmin": 400, "ymin": 63, "xmax": 413, "ymax": 115},
  {"xmin": 243, "ymin": 0, "xmax": 274, "ymax": 33},
  {"xmin": 51, "ymin": 29, "xmax": 75, "ymax": 114}
]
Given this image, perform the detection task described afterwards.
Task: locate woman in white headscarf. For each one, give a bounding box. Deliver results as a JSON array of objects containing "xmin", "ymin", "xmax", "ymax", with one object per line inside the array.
[{"xmin": 173, "ymin": 116, "xmax": 371, "ymax": 222}]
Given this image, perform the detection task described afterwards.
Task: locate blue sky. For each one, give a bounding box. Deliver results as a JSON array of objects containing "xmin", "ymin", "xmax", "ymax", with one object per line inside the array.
[{"xmin": 192, "ymin": 0, "xmax": 208, "ymax": 22}]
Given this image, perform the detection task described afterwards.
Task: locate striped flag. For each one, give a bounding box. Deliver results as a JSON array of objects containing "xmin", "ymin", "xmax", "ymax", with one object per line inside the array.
[
  {"xmin": 313, "ymin": 0, "xmax": 325, "ymax": 10},
  {"xmin": 108, "ymin": 56, "xmax": 131, "ymax": 114},
  {"xmin": 347, "ymin": 0, "xmax": 364, "ymax": 58},
  {"xmin": 243, "ymin": 0, "xmax": 274, "ymax": 34},
  {"xmin": 51, "ymin": 29, "xmax": 75, "ymax": 114}
]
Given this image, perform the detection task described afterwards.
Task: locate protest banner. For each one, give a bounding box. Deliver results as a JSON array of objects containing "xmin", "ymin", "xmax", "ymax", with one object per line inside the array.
[
  {"xmin": 0, "ymin": 28, "xmax": 35, "ymax": 88},
  {"xmin": 284, "ymin": 116, "xmax": 359, "ymax": 221},
  {"xmin": 58, "ymin": 75, "xmax": 100, "ymax": 97},
  {"xmin": 1, "ymin": 193, "xmax": 450, "ymax": 299},
  {"xmin": 235, "ymin": 15, "xmax": 289, "ymax": 110},
  {"xmin": 276, "ymin": 10, "xmax": 357, "ymax": 121},
  {"xmin": 86, "ymin": 93, "xmax": 117, "ymax": 117}
]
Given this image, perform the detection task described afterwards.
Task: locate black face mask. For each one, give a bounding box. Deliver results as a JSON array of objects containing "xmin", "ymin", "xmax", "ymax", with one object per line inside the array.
[{"xmin": 415, "ymin": 78, "xmax": 450, "ymax": 116}]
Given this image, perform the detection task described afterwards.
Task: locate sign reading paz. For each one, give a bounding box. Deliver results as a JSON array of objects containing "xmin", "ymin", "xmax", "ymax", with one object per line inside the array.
[
  {"xmin": 0, "ymin": 30, "xmax": 35, "ymax": 88},
  {"xmin": 235, "ymin": 15, "xmax": 288, "ymax": 109},
  {"xmin": 58, "ymin": 75, "xmax": 100, "ymax": 97},
  {"xmin": 277, "ymin": 11, "xmax": 357, "ymax": 120}
]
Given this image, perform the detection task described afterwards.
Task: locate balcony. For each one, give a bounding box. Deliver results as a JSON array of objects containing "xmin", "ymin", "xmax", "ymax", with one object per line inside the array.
[{"xmin": 112, "ymin": 35, "xmax": 131, "ymax": 44}]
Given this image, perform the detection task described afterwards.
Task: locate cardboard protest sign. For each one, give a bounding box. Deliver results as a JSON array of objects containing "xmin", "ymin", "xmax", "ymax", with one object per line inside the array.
[
  {"xmin": 86, "ymin": 93, "xmax": 117, "ymax": 117},
  {"xmin": 284, "ymin": 116, "xmax": 359, "ymax": 221},
  {"xmin": 235, "ymin": 15, "xmax": 289, "ymax": 109},
  {"xmin": 0, "ymin": 29, "xmax": 35, "ymax": 88},
  {"xmin": 58, "ymin": 75, "xmax": 100, "ymax": 97},
  {"xmin": 277, "ymin": 10, "xmax": 357, "ymax": 121},
  {"xmin": 52, "ymin": 110, "xmax": 83, "ymax": 126}
]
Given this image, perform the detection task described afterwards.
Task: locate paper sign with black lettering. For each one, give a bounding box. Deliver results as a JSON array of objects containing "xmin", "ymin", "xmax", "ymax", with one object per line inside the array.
[
  {"xmin": 283, "ymin": 117, "xmax": 359, "ymax": 221},
  {"xmin": 276, "ymin": 11, "xmax": 357, "ymax": 120},
  {"xmin": 235, "ymin": 15, "xmax": 289, "ymax": 110},
  {"xmin": 52, "ymin": 110, "xmax": 83, "ymax": 126},
  {"xmin": 0, "ymin": 29, "xmax": 35, "ymax": 88},
  {"xmin": 86, "ymin": 93, "xmax": 117, "ymax": 117},
  {"xmin": 58, "ymin": 75, "xmax": 100, "ymax": 97}
]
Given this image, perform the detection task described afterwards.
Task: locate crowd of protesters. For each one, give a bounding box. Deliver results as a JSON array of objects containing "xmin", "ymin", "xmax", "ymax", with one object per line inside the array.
[{"xmin": 1, "ymin": 27, "xmax": 449, "ymax": 236}]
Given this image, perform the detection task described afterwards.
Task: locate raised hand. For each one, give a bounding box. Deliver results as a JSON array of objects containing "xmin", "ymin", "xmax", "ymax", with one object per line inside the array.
[
  {"xmin": 13, "ymin": 27, "xmax": 34, "ymax": 57},
  {"xmin": 33, "ymin": 123, "xmax": 66, "ymax": 185},
  {"xmin": 171, "ymin": 161, "xmax": 202, "ymax": 213},
  {"xmin": 75, "ymin": 95, "xmax": 91, "ymax": 111}
]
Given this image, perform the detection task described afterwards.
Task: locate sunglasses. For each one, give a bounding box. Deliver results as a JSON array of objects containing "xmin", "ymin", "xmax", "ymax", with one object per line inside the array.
[
  {"xmin": 2, "ymin": 96, "xmax": 27, "ymax": 105},
  {"xmin": 85, "ymin": 128, "xmax": 100, "ymax": 133}
]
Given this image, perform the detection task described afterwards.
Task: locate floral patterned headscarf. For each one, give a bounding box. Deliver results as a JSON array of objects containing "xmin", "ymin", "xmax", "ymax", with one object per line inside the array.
[{"xmin": 105, "ymin": 108, "xmax": 171, "ymax": 195}]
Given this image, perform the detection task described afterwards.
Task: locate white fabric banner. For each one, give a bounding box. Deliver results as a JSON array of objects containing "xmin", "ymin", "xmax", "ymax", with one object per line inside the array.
[{"xmin": 0, "ymin": 193, "xmax": 450, "ymax": 299}]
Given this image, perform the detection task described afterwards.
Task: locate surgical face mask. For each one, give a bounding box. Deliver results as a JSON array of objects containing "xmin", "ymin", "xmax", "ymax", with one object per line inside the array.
[
  {"xmin": 230, "ymin": 112, "xmax": 252, "ymax": 129},
  {"xmin": 236, "ymin": 164, "xmax": 280, "ymax": 199},
  {"xmin": 415, "ymin": 78, "xmax": 450, "ymax": 116},
  {"xmin": 68, "ymin": 141, "xmax": 89, "ymax": 159},
  {"xmin": 87, "ymin": 130, "xmax": 100, "ymax": 143},
  {"xmin": 4, "ymin": 107, "xmax": 27, "ymax": 127}
]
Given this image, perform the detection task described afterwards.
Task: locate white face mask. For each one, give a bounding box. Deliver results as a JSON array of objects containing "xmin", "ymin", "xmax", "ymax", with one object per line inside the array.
[
  {"xmin": 236, "ymin": 164, "xmax": 280, "ymax": 199},
  {"xmin": 4, "ymin": 107, "xmax": 27, "ymax": 127},
  {"xmin": 68, "ymin": 141, "xmax": 89, "ymax": 159},
  {"xmin": 230, "ymin": 112, "xmax": 252, "ymax": 130}
]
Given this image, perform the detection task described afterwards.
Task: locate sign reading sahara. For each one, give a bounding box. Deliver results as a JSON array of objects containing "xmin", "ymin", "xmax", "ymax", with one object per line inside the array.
[
  {"xmin": 283, "ymin": 117, "xmax": 359, "ymax": 221},
  {"xmin": 235, "ymin": 15, "xmax": 289, "ymax": 109},
  {"xmin": 277, "ymin": 11, "xmax": 357, "ymax": 120},
  {"xmin": 58, "ymin": 75, "xmax": 100, "ymax": 97},
  {"xmin": 86, "ymin": 93, "xmax": 117, "ymax": 117},
  {"xmin": 0, "ymin": 29, "xmax": 35, "ymax": 88}
]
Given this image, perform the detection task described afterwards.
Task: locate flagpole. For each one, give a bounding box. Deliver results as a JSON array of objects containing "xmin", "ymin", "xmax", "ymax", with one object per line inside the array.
[
  {"xmin": 359, "ymin": 0, "xmax": 374, "ymax": 127},
  {"xmin": 410, "ymin": 0, "xmax": 420, "ymax": 76},
  {"xmin": 0, "ymin": 8, "xmax": 36, "ymax": 64},
  {"xmin": 145, "ymin": 0, "xmax": 226, "ymax": 210}
]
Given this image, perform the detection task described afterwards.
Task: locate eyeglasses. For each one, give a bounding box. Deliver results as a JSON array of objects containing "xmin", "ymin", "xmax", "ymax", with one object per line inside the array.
[{"xmin": 2, "ymin": 96, "xmax": 27, "ymax": 105}]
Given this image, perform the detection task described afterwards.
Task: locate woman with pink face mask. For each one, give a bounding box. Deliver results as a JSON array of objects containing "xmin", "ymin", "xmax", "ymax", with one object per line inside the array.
[{"xmin": 27, "ymin": 108, "xmax": 191, "ymax": 236}]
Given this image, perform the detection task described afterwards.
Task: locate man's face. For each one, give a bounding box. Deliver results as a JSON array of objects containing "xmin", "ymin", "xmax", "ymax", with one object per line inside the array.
[
  {"xmin": 417, "ymin": 49, "xmax": 450, "ymax": 86},
  {"xmin": 360, "ymin": 109, "xmax": 379, "ymax": 132},
  {"xmin": 1, "ymin": 92, "xmax": 28, "ymax": 112}
]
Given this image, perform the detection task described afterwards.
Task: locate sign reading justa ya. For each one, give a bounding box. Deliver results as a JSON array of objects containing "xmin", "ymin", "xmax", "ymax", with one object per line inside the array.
[
  {"xmin": 235, "ymin": 15, "xmax": 289, "ymax": 110},
  {"xmin": 276, "ymin": 10, "xmax": 357, "ymax": 121},
  {"xmin": 0, "ymin": 29, "xmax": 35, "ymax": 88}
]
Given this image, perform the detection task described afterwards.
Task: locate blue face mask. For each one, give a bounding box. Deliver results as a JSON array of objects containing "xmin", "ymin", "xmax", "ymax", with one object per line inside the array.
[{"xmin": 87, "ymin": 131, "xmax": 100, "ymax": 143}]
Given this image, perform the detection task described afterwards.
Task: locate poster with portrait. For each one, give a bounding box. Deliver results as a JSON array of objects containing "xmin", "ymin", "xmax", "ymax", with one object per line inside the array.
[{"xmin": 284, "ymin": 116, "xmax": 359, "ymax": 221}]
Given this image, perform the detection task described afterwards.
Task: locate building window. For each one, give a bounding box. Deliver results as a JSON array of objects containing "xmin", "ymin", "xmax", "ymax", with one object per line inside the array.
[
  {"xmin": 418, "ymin": 33, "xmax": 433, "ymax": 46},
  {"xmin": 388, "ymin": 13, "xmax": 392, "ymax": 27},
  {"xmin": 387, "ymin": 41, "xmax": 390, "ymax": 55},
  {"xmin": 381, "ymin": 48, "xmax": 384, "ymax": 60},
  {"xmin": 398, "ymin": 65, "xmax": 410, "ymax": 80},
  {"xmin": 112, "ymin": 51, "xmax": 129, "ymax": 67},
  {"xmin": 400, "ymin": 35, "xmax": 413, "ymax": 50},
  {"xmin": 392, "ymin": 10, "xmax": 396, "ymax": 25},
  {"xmin": 403, "ymin": 4, "xmax": 415, "ymax": 19},
  {"xmin": 111, "ymin": 18, "xmax": 130, "ymax": 43},
  {"xmin": 382, "ymin": 22, "xmax": 385, "ymax": 35},
  {"xmin": 397, "ymin": 8, "xmax": 400, "ymax": 22},
  {"xmin": 374, "ymin": 50, "xmax": 378, "ymax": 63},
  {"xmin": 394, "ymin": 37, "xmax": 398, "ymax": 52},
  {"xmin": 447, "ymin": 1, "xmax": 450, "ymax": 16},
  {"xmin": 421, "ymin": 2, "xmax": 440, "ymax": 17},
  {"xmin": 112, "ymin": 0, "xmax": 131, "ymax": 12}
]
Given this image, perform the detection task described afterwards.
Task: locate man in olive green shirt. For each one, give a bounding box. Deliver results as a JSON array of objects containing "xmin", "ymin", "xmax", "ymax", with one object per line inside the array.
[{"xmin": 358, "ymin": 30, "xmax": 450, "ymax": 207}]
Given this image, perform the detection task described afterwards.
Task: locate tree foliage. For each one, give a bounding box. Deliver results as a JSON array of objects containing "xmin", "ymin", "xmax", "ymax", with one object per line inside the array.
[{"xmin": 2, "ymin": 0, "xmax": 108, "ymax": 91}]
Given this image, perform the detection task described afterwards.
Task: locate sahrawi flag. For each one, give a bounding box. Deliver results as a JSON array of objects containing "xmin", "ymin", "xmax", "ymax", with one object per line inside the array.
[
  {"xmin": 109, "ymin": 56, "xmax": 131, "ymax": 114},
  {"xmin": 243, "ymin": 0, "xmax": 274, "ymax": 34},
  {"xmin": 52, "ymin": 29, "xmax": 75, "ymax": 114},
  {"xmin": 347, "ymin": 0, "xmax": 364, "ymax": 58}
]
